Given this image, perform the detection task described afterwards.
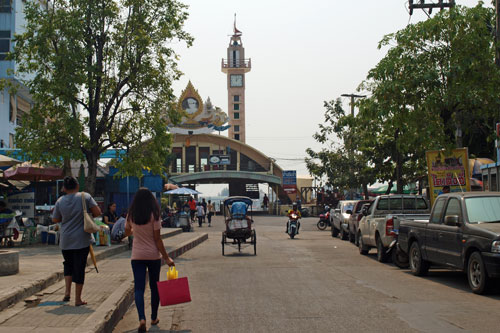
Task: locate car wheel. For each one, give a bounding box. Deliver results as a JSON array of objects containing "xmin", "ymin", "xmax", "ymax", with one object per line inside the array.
[
  {"xmin": 340, "ymin": 227, "xmax": 348, "ymax": 240},
  {"xmin": 358, "ymin": 232, "xmax": 368, "ymax": 255},
  {"xmin": 348, "ymin": 230, "xmax": 355, "ymax": 243},
  {"xmin": 468, "ymin": 252, "xmax": 489, "ymax": 294},
  {"xmin": 376, "ymin": 236, "xmax": 388, "ymax": 263},
  {"xmin": 392, "ymin": 246, "xmax": 409, "ymax": 269},
  {"xmin": 331, "ymin": 225, "xmax": 339, "ymax": 237},
  {"xmin": 409, "ymin": 242, "xmax": 429, "ymax": 276}
]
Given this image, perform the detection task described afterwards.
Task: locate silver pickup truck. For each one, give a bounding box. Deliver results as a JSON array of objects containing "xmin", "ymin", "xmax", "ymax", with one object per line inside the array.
[{"xmin": 357, "ymin": 195, "xmax": 430, "ymax": 262}]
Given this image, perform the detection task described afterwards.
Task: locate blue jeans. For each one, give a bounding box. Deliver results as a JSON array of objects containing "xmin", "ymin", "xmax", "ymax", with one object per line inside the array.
[{"xmin": 131, "ymin": 259, "xmax": 161, "ymax": 321}]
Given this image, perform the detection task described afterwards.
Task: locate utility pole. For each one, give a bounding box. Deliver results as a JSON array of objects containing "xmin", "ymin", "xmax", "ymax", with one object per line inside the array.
[
  {"xmin": 408, "ymin": 0, "xmax": 455, "ymax": 16},
  {"xmin": 341, "ymin": 93, "xmax": 366, "ymax": 199},
  {"xmin": 341, "ymin": 94, "xmax": 366, "ymax": 116}
]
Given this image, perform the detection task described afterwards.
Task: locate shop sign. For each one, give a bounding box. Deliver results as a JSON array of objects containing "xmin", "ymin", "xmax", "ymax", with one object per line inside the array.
[
  {"xmin": 7, "ymin": 192, "xmax": 35, "ymax": 218},
  {"xmin": 426, "ymin": 148, "xmax": 471, "ymax": 205}
]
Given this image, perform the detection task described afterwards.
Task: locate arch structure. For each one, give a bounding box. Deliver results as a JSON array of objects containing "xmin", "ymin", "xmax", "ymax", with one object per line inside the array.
[{"xmin": 168, "ymin": 134, "xmax": 283, "ymax": 196}]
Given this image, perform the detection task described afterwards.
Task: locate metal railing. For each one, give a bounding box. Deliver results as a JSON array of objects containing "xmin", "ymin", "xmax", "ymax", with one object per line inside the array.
[{"xmin": 221, "ymin": 58, "xmax": 251, "ymax": 69}]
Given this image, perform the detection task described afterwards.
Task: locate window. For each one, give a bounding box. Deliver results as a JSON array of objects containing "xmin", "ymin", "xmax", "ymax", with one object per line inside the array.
[
  {"xmin": 444, "ymin": 198, "xmax": 462, "ymax": 222},
  {"xmin": 377, "ymin": 198, "xmax": 388, "ymax": 210},
  {"xmin": 234, "ymin": 112, "xmax": 240, "ymax": 119},
  {"xmin": 234, "ymin": 134, "xmax": 240, "ymax": 140},
  {"xmin": 234, "ymin": 125, "xmax": 239, "ymax": 132},
  {"xmin": 233, "ymin": 95, "xmax": 240, "ymax": 102},
  {"xmin": 0, "ymin": 0, "xmax": 10, "ymax": 13},
  {"xmin": 389, "ymin": 197, "xmax": 402, "ymax": 210},
  {"xmin": 0, "ymin": 30, "xmax": 10, "ymax": 60},
  {"xmin": 9, "ymin": 133, "xmax": 14, "ymax": 148},
  {"xmin": 234, "ymin": 103, "xmax": 240, "ymax": 111},
  {"xmin": 430, "ymin": 198, "xmax": 446, "ymax": 224}
]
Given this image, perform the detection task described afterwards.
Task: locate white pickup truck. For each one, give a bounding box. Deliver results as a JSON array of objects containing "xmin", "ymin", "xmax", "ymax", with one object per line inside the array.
[{"xmin": 357, "ymin": 194, "xmax": 430, "ymax": 262}]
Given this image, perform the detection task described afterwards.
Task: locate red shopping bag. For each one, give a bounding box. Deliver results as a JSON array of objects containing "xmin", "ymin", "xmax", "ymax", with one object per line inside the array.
[{"xmin": 157, "ymin": 276, "xmax": 192, "ymax": 306}]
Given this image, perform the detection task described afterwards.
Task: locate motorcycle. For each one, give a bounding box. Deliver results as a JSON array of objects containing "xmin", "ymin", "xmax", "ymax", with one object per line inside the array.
[
  {"xmin": 317, "ymin": 205, "xmax": 331, "ymax": 230},
  {"xmin": 287, "ymin": 213, "xmax": 300, "ymax": 239}
]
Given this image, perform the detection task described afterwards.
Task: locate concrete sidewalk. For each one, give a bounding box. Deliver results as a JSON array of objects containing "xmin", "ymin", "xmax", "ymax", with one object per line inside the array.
[
  {"xmin": 0, "ymin": 230, "xmax": 208, "ymax": 332},
  {"xmin": 0, "ymin": 228, "xmax": 182, "ymax": 311}
]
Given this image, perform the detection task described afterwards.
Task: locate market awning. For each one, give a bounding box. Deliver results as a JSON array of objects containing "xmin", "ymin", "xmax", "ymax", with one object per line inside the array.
[
  {"xmin": 4, "ymin": 165, "xmax": 63, "ymax": 181},
  {"xmin": 0, "ymin": 154, "xmax": 21, "ymax": 167}
]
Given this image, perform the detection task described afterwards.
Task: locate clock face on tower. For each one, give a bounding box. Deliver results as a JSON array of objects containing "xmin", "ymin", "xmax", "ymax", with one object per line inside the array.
[{"xmin": 230, "ymin": 74, "xmax": 243, "ymax": 87}]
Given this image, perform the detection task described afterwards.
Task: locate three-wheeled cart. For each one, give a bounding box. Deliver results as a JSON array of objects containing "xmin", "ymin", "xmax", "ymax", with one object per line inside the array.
[{"xmin": 221, "ymin": 196, "xmax": 256, "ymax": 256}]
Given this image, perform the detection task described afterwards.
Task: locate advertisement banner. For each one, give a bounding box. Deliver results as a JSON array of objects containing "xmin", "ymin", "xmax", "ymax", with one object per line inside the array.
[
  {"xmin": 283, "ymin": 170, "xmax": 297, "ymax": 194},
  {"xmin": 6, "ymin": 192, "xmax": 35, "ymax": 218},
  {"xmin": 426, "ymin": 148, "xmax": 470, "ymax": 205}
]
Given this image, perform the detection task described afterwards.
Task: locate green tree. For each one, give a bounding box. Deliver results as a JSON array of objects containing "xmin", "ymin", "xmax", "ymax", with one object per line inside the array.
[
  {"xmin": 306, "ymin": 99, "xmax": 375, "ymax": 198},
  {"xmin": 356, "ymin": 3, "xmax": 500, "ymax": 192},
  {"xmin": 9, "ymin": 0, "xmax": 193, "ymax": 194}
]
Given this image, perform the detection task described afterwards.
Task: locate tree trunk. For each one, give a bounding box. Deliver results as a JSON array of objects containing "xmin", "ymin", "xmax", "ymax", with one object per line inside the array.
[
  {"xmin": 363, "ymin": 183, "xmax": 369, "ymax": 199},
  {"xmin": 385, "ymin": 179, "xmax": 393, "ymax": 195},
  {"xmin": 84, "ymin": 149, "xmax": 99, "ymax": 196},
  {"xmin": 396, "ymin": 152, "xmax": 403, "ymax": 194}
]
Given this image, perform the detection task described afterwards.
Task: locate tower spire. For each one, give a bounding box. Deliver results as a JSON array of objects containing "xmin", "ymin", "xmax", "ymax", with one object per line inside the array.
[{"xmin": 233, "ymin": 13, "xmax": 242, "ymax": 36}]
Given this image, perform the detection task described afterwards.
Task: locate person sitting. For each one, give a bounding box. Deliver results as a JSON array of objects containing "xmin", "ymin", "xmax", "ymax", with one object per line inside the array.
[
  {"xmin": 111, "ymin": 211, "xmax": 127, "ymax": 242},
  {"xmin": 102, "ymin": 202, "xmax": 118, "ymax": 228},
  {"xmin": 286, "ymin": 202, "xmax": 302, "ymax": 234},
  {"xmin": 225, "ymin": 201, "xmax": 252, "ymax": 229}
]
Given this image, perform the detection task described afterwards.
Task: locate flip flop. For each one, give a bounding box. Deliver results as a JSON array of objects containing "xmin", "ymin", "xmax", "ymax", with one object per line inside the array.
[
  {"xmin": 151, "ymin": 319, "xmax": 160, "ymax": 325},
  {"xmin": 63, "ymin": 296, "xmax": 70, "ymax": 302},
  {"xmin": 75, "ymin": 301, "xmax": 87, "ymax": 306},
  {"xmin": 138, "ymin": 322, "xmax": 147, "ymax": 332}
]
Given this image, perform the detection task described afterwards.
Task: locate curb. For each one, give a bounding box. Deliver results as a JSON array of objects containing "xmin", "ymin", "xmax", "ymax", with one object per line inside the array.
[
  {"xmin": 0, "ymin": 228, "xmax": 182, "ymax": 312},
  {"xmin": 74, "ymin": 233, "xmax": 208, "ymax": 333}
]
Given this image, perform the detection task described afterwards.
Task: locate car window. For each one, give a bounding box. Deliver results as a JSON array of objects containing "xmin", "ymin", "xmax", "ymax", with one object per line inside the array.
[
  {"xmin": 403, "ymin": 198, "xmax": 416, "ymax": 209},
  {"xmin": 417, "ymin": 199, "xmax": 428, "ymax": 209},
  {"xmin": 465, "ymin": 196, "xmax": 500, "ymax": 223},
  {"xmin": 431, "ymin": 198, "xmax": 446, "ymax": 224},
  {"xmin": 444, "ymin": 198, "xmax": 462, "ymax": 222},
  {"xmin": 377, "ymin": 198, "xmax": 388, "ymax": 210},
  {"xmin": 367, "ymin": 203, "xmax": 374, "ymax": 215},
  {"xmin": 389, "ymin": 197, "xmax": 402, "ymax": 210},
  {"xmin": 355, "ymin": 201, "xmax": 369, "ymax": 213},
  {"xmin": 343, "ymin": 204, "xmax": 354, "ymax": 213}
]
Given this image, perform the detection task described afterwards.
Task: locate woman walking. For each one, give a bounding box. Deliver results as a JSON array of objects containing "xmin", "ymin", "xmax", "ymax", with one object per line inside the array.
[
  {"xmin": 207, "ymin": 200, "xmax": 215, "ymax": 227},
  {"xmin": 52, "ymin": 176, "xmax": 101, "ymax": 306},
  {"xmin": 125, "ymin": 188, "xmax": 174, "ymax": 332}
]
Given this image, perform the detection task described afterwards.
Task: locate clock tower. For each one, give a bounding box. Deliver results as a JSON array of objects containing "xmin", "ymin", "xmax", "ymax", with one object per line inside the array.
[{"xmin": 221, "ymin": 19, "xmax": 251, "ymax": 143}]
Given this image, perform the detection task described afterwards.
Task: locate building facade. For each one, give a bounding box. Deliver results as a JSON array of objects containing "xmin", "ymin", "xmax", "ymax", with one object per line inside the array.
[{"xmin": 0, "ymin": 0, "xmax": 32, "ymax": 149}]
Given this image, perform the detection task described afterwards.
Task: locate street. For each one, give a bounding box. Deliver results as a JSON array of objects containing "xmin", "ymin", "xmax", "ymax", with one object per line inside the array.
[{"xmin": 114, "ymin": 215, "xmax": 500, "ymax": 333}]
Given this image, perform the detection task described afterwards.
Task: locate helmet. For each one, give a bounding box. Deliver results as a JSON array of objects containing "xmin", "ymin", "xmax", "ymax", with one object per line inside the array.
[
  {"xmin": 292, "ymin": 202, "xmax": 298, "ymax": 210},
  {"xmin": 325, "ymin": 205, "xmax": 330, "ymax": 211}
]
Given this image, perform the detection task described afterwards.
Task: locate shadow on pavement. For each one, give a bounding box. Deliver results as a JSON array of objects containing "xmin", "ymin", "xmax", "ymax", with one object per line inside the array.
[
  {"xmin": 121, "ymin": 329, "xmax": 191, "ymax": 333},
  {"xmin": 44, "ymin": 304, "xmax": 95, "ymax": 315}
]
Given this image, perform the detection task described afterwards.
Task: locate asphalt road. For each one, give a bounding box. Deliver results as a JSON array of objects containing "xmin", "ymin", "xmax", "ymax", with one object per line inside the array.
[{"xmin": 114, "ymin": 215, "xmax": 500, "ymax": 333}]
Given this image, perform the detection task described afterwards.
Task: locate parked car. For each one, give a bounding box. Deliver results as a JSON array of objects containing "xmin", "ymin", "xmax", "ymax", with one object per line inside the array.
[
  {"xmin": 348, "ymin": 200, "xmax": 372, "ymax": 244},
  {"xmin": 331, "ymin": 200, "xmax": 357, "ymax": 240},
  {"xmin": 398, "ymin": 192, "xmax": 500, "ymax": 294},
  {"xmin": 357, "ymin": 195, "xmax": 430, "ymax": 262}
]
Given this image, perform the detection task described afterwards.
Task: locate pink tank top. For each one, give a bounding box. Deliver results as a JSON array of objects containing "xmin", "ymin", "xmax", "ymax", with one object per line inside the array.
[{"xmin": 126, "ymin": 215, "xmax": 161, "ymax": 260}]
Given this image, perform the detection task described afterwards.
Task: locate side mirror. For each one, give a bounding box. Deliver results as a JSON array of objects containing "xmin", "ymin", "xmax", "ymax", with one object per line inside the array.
[
  {"xmin": 444, "ymin": 215, "xmax": 460, "ymax": 226},
  {"xmin": 346, "ymin": 209, "xmax": 353, "ymax": 215}
]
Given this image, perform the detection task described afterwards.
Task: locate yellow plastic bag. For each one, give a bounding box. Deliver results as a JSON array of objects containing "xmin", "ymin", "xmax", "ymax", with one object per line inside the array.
[{"xmin": 166, "ymin": 266, "xmax": 178, "ymax": 280}]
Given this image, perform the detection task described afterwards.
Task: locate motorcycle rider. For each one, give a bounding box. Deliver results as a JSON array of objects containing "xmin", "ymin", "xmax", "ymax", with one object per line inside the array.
[{"xmin": 286, "ymin": 202, "xmax": 301, "ymax": 234}]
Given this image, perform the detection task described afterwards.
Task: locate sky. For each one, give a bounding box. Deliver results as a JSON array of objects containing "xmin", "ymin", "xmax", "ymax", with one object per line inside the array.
[{"xmin": 170, "ymin": 0, "xmax": 484, "ymax": 194}]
